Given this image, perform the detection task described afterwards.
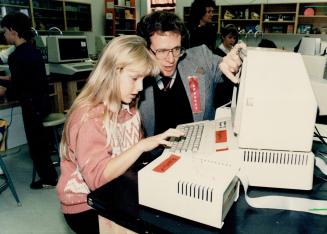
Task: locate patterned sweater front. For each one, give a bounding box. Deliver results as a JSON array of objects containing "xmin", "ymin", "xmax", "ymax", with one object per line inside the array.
[{"xmin": 56, "ymin": 105, "xmax": 142, "ymax": 214}]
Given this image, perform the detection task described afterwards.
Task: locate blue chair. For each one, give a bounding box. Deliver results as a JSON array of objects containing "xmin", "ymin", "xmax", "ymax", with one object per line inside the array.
[{"xmin": 0, "ymin": 119, "xmax": 21, "ymax": 206}]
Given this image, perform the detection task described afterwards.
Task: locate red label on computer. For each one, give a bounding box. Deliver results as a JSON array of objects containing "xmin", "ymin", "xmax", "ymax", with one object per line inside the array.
[
  {"xmin": 216, "ymin": 130, "xmax": 227, "ymax": 143},
  {"xmin": 188, "ymin": 76, "xmax": 201, "ymax": 113},
  {"xmin": 153, "ymin": 154, "xmax": 180, "ymax": 173}
]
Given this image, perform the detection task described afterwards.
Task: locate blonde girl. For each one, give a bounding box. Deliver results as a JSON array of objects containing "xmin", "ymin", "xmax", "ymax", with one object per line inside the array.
[{"xmin": 56, "ymin": 35, "xmax": 184, "ymax": 234}]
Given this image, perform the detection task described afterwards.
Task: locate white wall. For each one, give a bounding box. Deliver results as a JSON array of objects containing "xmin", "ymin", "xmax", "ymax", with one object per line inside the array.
[{"xmin": 139, "ymin": 0, "xmax": 148, "ymax": 18}]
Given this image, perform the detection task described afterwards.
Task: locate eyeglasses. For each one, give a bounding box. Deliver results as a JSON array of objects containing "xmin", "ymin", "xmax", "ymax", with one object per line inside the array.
[{"xmin": 150, "ymin": 46, "xmax": 185, "ymax": 60}]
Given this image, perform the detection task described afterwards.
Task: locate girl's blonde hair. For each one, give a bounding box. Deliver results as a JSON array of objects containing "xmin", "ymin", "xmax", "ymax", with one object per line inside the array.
[{"xmin": 60, "ymin": 35, "xmax": 160, "ymax": 160}]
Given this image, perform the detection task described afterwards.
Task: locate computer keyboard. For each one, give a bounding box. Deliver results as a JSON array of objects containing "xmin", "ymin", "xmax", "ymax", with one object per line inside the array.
[
  {"xmin": 73, "ymin": 64, "xmax": 94, "ymax": 70},
  {"xmin": 170, "ymin": 123, "xmax": 205, "ymax": 153},
  {"xmin": 166, "ymin": 119, "xmax": 233, "ymax": 156}
]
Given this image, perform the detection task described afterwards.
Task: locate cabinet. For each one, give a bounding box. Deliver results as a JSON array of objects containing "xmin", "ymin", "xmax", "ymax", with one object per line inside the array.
[
  {"xmin": 48, "ymin": 80, "xmax": 64, "ymax": 113},
  {"xmin": 31, "ymin": 0, "xmax": 65, "ymax": 31},
  {"xmin": 64, "ymin": 1, "xmax": 91, "ymax": 32},
  {"xmin": 0, "ymin": 0, "xmax": 92, "ymax": 32},
  {"xmin": 0, "ymin": 0, "xmax": 31, "ymax": 23},
  {"xmin": 262, "ymin": 3, "xmax": 298, "ymax": 34},
  {"xmin": 150, "ymin": 0, "xmax": 175, "ymax": 13},
  {"xmin": 220, "ymin": 4, "xmax": 261, "ymax": 33},
  {"xmin": 298, "ymin": 2, "xmax": 327, "ymax": 34},
  {"xmin": 105, "ymin": 0, "xmax": 136, "ymax": 36},
  {"xmin": 183, "ymin": 2, "xmax": 327, "ymax": 35}
]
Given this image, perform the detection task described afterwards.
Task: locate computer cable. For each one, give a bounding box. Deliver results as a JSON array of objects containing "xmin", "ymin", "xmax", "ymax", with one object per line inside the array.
[
  {"xmin": 8, "ymin": 107, "xmax": 13, "ymax": 127},
  {"xmin": 314, "ymin": 126, "xmax": 327, "ymax": 145}
]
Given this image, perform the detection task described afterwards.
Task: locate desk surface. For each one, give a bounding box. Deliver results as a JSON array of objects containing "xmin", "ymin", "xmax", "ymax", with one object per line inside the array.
[
  {"xmin": 47, "ymin": 70, "xmax": 91, "ymax": 82},
  {"xmin": 0, "ymin": 100, "xmax": 19, "ymax": 110},
  {"xmin": 88, "ymin": 147, "xmax": 327, "ymax": 234}
]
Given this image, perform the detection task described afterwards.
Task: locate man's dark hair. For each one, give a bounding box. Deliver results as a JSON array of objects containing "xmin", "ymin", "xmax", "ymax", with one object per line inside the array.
[
  {"xmin": 258, "ymin": 39, "xmax": 277, "ymax": 48},
  {"xmin": 188, "ymin": 0, "xmax": 216, "ymax": 29},
  {"xmin": 1, "ymin": 12, "xmax": 33, "ymax": 41},
  {"xmin": 137, "ymin": 11, "xmax": 189, "ymax": 49}
]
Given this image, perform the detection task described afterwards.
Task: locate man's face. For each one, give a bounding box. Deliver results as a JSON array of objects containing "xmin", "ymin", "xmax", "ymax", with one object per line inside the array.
[
  {"xmin": 149, "ymin": 31, "xmax": 182, "ymax": 77},
  {"xmin": 2, "ymin": 27, "xmax": 15, "ymax": 45}
]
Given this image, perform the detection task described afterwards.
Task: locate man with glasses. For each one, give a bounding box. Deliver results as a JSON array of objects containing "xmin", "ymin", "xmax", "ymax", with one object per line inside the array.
[{"xmin": 137, "ymin": 11, "xmax": 242, "ymax": 143}]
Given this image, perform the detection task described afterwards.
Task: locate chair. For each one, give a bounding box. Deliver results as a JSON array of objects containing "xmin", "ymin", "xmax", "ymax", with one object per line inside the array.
[
  {"xmin": 31, "ymin": 113, "xmax": 66, "ymax": 183},
  {"xmin": 0, "ymin": 119, "xmax": 21, "ymax": 206}
]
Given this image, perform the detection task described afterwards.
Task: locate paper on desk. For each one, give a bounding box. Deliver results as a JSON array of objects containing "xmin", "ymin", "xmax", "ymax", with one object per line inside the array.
[{"xmin": 237, "ymin": 169, "xmax": 327, "ymax": 216}]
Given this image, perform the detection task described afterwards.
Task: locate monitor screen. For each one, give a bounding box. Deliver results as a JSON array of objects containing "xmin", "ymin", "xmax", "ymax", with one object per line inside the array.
[
  {"xmin": 47, "ymin": 36, "xmax": 89, "ymax": 63},
  {"xmin": 232, "ymin": 48, "xmax": 317, "ymax": 152}
]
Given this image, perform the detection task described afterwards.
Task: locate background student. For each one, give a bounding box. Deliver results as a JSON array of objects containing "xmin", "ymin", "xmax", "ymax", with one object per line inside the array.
[
  {"xmin": 187, "ymin": 0, "xmax": 217, "ymax": 51},
  {"xmin": 214, "ymin": 24, "xmax": 239, "ymax": 108},
  {"xmin": 0, "ymin": 12, "xmax": 58, "ymax": 189},
  {"xmin": 56, "ymin": 35, "xmax": 185, "ymax": 234},
  {"xmin": 258, "ymin": 38, "xmax": 277, "ymax": 48},
  {"xmin": 215, "ymin": 24, "xmax": 239, "ymax": 56},
  {"xmin": 136, "ymin": 11, "xmax": 243, "ymax": 145}
]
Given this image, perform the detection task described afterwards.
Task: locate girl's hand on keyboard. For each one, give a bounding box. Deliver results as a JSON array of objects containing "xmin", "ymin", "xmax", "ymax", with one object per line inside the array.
[{"xmin": 137, "ymin": 128, "xmax": 185, "ymax": 152}]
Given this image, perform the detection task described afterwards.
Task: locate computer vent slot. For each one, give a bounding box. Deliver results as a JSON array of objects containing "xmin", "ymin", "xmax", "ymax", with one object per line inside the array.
[
  {"xmin": 195, "ymin": 158, "xmax": 234, "ymax": 168},
  {"xmin": 243, "ymin": 150, "xmax": 309, "ymax": 166},
  {"xmin": 177, "ymin": 181, "xmax": 213, "ymax": 202}
]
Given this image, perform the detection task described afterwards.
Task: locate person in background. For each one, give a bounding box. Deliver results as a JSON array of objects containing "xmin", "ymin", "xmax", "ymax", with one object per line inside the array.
[
  {"xmin": 215, "ymin": 24, "xmax": 239, "ymax": 56},
  {"xmin": 258, "ymin": 38, "xmax": 277, "ymax": 48},
  {"xmin": 187, "ymin": 0, "xmax": 217, "ymax": 51},
  {"xmin": 136, "ymin": 11, "xmax": 243, "ymax": 150},
  {"xmin": 214, "ymin": 24, "xmax": 239, "ymax": 108},
  {"xmin": 56, "ymin": 35, "xmax": 185, "ymax": 234},
  {"xmin": 0, "ymin": 12, "xmax": 58, "ymax": 189}
]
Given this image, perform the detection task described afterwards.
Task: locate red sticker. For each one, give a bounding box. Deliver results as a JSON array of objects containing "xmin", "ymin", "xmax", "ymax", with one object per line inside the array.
[
  {"xmin": 153, "ymin": 154, "xmax": 180, "ymax": 173},
  {"xmin": 188, "ymin": 76, "xmax": 201, "ymax": 113},
  {"xmin": 216, "ymin": 130, "xmax": 227, "ymax": 143}
]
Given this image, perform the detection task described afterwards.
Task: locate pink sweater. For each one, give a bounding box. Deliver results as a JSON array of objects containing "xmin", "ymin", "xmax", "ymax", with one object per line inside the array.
[{"xmin": 56, "ymin": 105, "xmax": 142, "ymax": 214}]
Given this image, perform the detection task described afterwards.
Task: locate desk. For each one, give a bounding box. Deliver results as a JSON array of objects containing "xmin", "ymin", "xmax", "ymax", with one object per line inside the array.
[
  {"xmin": 48, "ymin": 81, "xmax": 64, "ymax": 113},
  {"xmin": 88, "ymin": 145, "xmax": 327, "ymax": 234},
  {"xmin": 66, "ymin": 78, "xmax": 87, "ymax": 108},
  {"xmin": 48, "ymin": 71, "xmax": 90, "ymax": 111}
]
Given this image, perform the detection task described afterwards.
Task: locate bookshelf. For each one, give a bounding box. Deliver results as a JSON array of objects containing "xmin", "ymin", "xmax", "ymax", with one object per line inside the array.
[
  {"xmin": 0, "ymin": 0, "xmax": 92, "ymax": 33},
  {"xmin": 183, "ymin": 2, "xmax": 327, "ymax": 35},
  {"xmin": 105, "ymin": 0, "xmax": 136, "ymax": 36}
]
